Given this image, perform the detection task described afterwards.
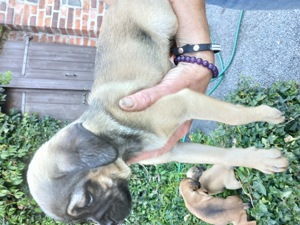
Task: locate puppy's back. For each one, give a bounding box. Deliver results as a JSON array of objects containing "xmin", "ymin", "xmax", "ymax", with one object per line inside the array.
[{"xmin": 92, "ymin": 0, "xmax": 178, "ymax": 95}]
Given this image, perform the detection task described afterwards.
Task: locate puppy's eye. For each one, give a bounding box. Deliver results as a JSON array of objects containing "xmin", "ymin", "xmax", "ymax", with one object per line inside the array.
[{"xmin": 85, "ymin": 193, "xmax": 93, "ymax": 208}]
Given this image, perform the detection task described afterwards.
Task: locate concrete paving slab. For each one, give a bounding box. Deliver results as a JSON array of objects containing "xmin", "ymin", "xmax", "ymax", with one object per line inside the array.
[{"xmin": 189, "ymin": 6, "xmax": 300, "ymax": 135}]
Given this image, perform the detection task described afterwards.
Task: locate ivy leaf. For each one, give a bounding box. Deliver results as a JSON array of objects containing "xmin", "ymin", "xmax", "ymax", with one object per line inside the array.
[{"xmin": 253, "ymin": 178, "xmax": 267, "ymax": 196}]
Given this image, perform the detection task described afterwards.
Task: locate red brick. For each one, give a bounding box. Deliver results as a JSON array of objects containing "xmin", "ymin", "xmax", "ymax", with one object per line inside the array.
[
  {"xmin": 31, "ymin": 35, "xmax": 39, "ymax": 42},
  {"xmin": 32, "ymin": 26, "xmax": 39, "ymax": 33},
  {"xmin": 83, "ymin": 1, "xmax": 89, "ymax": 13},
  {"xmin": 90, "ymin": 39, "xmax": 97, "ymax": 47},
  {"xmin": 69, "ymin": 37, "xmax": 75, "ymax": 45},
  {"xmin": 6, "ymin": 7, "xmax": 14, "ymax": 24},
  {"xmin": 61, "ymin": 36, "xmax": 67, "ymax": 44},
  {"xmin": 74, "ymin": 19, "xmax": 82, "ymax": 36},
  {"xmin": 30, "ymin": 16, "xmax": 36, "ymax": 25},
  {"xmin": 45, "ymin": 17, "xmax": 51, "ymax": 26},
  {"xmin": 54, "ymin": 34, "xmax": 60, "ymax": 43},
  {"xmin": 37, "ymin": 10, "xmax": 45, "ymax": 27},
  {"xmin": 23, "ymin": 4, "xmax": 30, "ymax": 26},
  {"xmin": 14, "ymin": 13, "xmax": 21, "ymax": 26},
  {"xmin": 59, "ymin": 18, "xmax": 67, "ymax": 34},
  {"xmin": 98, "ymin": 1, "xmax": 104, "ymax": 14},
  {"xmin": 67, "ymin": 8, "xmax": 74, "ymax": 26},
  {"xmin": 91, "ymin": 0, "xmax": 96, "ymax": 8},
  {"xmin": 82, "ymin": 14, "xmax": 88, "ymax": 26},
  {"xmin": 90, "ymin": 21, "xmax": 95, "ymax": 28},
  {"xmin": 54, "ymin": 0, "xmax": 60, "ymax": 10},
  {"xmin": 97, "ymin": 15, "xmax": 102, "ymax": 30},
  {"xmin": 0, "ymin": 2, "xmax": 6, "ymax": 12},
  {"xmin": 30, "ymin": 16, "xmax": 39, "ymax": 33},
  {"xmin": 52, "ymin": 11, "xmax": 58, "ymax": 24},
  {"xmin": 40, "ymin": 34, "xmax": 47, "ymax": 42},
  {"xmin": 76, "ymin": 37, "xmax": 81, "ymax": 45},
  {"xmin": 59, "ymin": 17, "xmax": 65, "ymax": 28},
  {"xmin": 75, "ymin": 8, "xmax": 81, "ymax": 18},
  {"xmin": 9, "ymin": 0, "xmax": 16, "ymax": 8},
  {"xmin": 31, "ymin": 5, "xmax": 38, "ymax": 14},
  {"xmin": 39, "ymin": 0, "xmax": 46, "ymax": 9},
  {"xmin": 89, "ymin": 21, "xmax": 96, "ymax": 37},
  {"xmin": 48, "ymin": 35, "xmax": 54, "ymax": 43},
  {"xmin": 51, "ymin": 12, "xmax": 58, "ymax": 30},
  {"xmin": 0, "ymin": 12, "xmax": 5, "ymax": 23},
  {"xmin": 83, "ymin": 37, "xmax": 89, "ymax": 46},
  {"xmin": 24, "ymin": 25, "xmax": 32, "ymax": 32},
  {"xmin": 46, "ymin": 6, "xmax": 52, "ymax": 15},
  {"xmin": 82, "ymin": 26, "xmax": 88, "ymax": 36},
  {"xmin": 45, "ymin": 17, "xmax": 53, "ymax": 33},
  {"xmin": 67, "ymin": 28, "xmax": 74, "ymax": 35}
]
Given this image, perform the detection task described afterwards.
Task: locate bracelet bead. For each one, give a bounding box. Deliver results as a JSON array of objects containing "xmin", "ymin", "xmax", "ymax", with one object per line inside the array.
[{"xmin": 174, "ymin": 55, "xmax": 219, "ymax": 79}]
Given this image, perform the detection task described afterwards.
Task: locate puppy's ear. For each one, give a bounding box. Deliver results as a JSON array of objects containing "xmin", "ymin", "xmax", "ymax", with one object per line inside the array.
[
  {"xmin": 77, "ymin": 123, "xmax": 118, "ymax": 168},
  {"xmin": 64, "ymin": 123, "xmax": 119, "ymax": 170}
]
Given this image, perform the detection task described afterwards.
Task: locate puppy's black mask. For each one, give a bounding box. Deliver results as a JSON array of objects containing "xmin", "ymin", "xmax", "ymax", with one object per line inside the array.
[{"xmin": 67, "ymin": 178, "xmax": 132, "ymax": 225}]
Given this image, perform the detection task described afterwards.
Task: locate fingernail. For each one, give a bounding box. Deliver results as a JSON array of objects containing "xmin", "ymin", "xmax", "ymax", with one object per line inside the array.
[{"xmin": 120, "ymin": 97, "xmax": 134, "ymax": 108}]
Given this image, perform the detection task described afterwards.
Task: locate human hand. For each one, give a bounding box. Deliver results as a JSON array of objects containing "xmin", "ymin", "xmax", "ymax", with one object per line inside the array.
[{"xmin": 119, "ymin": 59, "xmax": 213, "ymax": 111}]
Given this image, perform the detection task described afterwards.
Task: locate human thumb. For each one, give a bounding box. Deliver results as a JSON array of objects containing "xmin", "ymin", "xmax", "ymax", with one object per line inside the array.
[{"xmin": 119, "ymin": 89, "xmax": 158, "ymax": 111}]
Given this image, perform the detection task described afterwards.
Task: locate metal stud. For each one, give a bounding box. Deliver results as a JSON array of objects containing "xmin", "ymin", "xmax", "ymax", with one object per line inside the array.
[
  {"xmin": 193, "ymin": 44, "xmax": 200, "ymax": 51},
  {"xmin": 178, "ymin": 48, "xmax": 184, "ymax": 54}
]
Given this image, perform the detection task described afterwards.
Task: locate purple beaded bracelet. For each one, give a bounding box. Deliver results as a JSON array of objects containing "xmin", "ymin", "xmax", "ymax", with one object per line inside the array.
[{"xmin": 174, "ymin": 55, "xmax": 219, "ymax": 79}]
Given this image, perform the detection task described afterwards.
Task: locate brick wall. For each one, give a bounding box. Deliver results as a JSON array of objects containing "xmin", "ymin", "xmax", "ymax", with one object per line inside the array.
[{"xmin": 0, "ymin": 0, "xmax": 106, "ymax": 46}]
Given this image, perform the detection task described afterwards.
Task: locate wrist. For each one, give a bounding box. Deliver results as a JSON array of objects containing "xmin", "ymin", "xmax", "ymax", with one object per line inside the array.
[
  {"xmin": 183, "ymin": 51, "xmax": 215, "ymax": 64},
  {"xmin": 174, "ymin": 55, "xmax": 218, "ymax": 78}
]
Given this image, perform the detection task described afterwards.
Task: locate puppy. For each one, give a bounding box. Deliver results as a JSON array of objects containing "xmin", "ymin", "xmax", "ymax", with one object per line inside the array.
[
  {"xmin": 27, "ymin": 0, "xmax": 288, "ymax": 224},
  {"xmin": 180, "ymin": 166, "xmax": 256, "ymax": 225}
]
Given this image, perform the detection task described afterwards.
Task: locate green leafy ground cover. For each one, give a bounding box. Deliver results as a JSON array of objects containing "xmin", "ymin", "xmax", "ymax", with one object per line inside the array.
[{"xmin": 0, "ymin": 78, "xmax": 299, "ymax": 224}]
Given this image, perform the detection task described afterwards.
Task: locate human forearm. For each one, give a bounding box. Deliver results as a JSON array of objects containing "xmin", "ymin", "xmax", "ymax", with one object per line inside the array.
[{"xmin": 170, "ymin": 0, "xmax": 214, "ymax": 66}]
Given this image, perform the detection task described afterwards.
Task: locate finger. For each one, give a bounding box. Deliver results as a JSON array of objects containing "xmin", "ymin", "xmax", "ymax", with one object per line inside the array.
[{"xmin": 119, "ymin": 84, "xmax": 175, "ymax": 111}]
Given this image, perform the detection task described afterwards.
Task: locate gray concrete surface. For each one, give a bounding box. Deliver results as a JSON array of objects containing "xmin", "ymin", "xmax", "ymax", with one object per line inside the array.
[{"xmin": 190, "ymin": 6, "xmax": 300, "ymax": 135}]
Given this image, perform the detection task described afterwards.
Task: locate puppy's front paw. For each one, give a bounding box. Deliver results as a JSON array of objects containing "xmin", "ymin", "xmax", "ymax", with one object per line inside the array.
[
  {"xmin": 258, "ymin": 105, "xmax": 285, "ymax": 124},
  {"xmin": 247, "ymin": 147, "xmax": 289, "ymax": 174}
]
